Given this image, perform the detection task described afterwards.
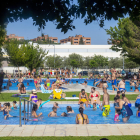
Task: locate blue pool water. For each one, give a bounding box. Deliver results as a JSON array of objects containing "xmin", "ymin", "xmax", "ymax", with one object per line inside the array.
[
  {"xmin": 2, "ymin": 78, "xmax": 140, "ymax": 92},
  {"xmin": 0, "ymin": 104, "xmax": 139, "ymax": 125}
]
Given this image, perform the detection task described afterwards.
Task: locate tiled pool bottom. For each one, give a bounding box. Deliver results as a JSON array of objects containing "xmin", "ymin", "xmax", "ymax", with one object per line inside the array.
[{"xmin": 0, "ymin": 104, "xmax": 139, "ymax": 125}]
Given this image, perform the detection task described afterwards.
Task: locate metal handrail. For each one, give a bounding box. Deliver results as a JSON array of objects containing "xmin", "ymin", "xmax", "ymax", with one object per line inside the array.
[{"xmin": 19, "ymin": 97, "xmax": 36, "ymax": 127}]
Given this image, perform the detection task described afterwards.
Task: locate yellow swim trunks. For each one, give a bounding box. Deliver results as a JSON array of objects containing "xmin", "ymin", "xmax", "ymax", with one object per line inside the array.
[
  {"xmin": 80, "ymin": 99, "xmax": 87, "ymax": 103},
  {"xmin": 102, "ymin": 105, "xmax": 110, "ymax": 117}
]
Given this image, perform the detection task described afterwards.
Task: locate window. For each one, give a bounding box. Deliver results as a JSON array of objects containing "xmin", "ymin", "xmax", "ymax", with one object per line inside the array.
[
  {"xmin": 86, "ymin": 39, "xmax": 90, "ymax": 40},
  {"xmin": 53, "ymin": 39, "xmax": 57, "ymax": 40},
  {"xmin": 86, "ymin": 42, "xmax": 90, "ymax": 44},
  {"xmin": 74, "ymin": 42, "xmax": 78, "ymax": 44},
  {"xmin": 74, "ymin": 39, "xmax": 78, "ymax": 41}
]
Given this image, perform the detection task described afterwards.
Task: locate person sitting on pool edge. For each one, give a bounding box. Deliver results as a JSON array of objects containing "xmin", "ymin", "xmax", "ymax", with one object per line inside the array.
[
  {"xmin": 100, "ymin": 88, "xmax": 110, "ymax": 117},
  {"xmin": 48, "ymin": 107, "xmax": 57, "ymax": 117},
  {"xmin": 32, "ymin": 104, "xmax": 42, "ymax": 118},
  {"xmin": 134, "ymin": 86, "xmax": 139, "ymax": 92},
  {"xmin": 66, "ymin": 106, "xmax": 74, "ymax": 113},
  {"xmin": 78, "ymin": 89, "xmax": 89, "ymax": 107},
  {"xmin": 76, "ymin": 107, "xmax": 89, "ymax": 124}
]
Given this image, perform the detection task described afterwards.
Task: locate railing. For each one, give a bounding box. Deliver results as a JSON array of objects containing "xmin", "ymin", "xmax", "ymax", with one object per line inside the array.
[{"xmin": 19, "ymin": 97, "xmax": 36, "ymax": 127}]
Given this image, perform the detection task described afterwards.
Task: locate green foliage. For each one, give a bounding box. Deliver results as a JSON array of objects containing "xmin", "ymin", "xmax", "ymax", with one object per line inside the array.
[
  {"xmin": 1, "ymin": 1, "xmax": 140, "ymax": 33},
  {"xmin": 108, "ymin": 58, "xmax": 122, "ymax": 68},
  {"xmin": 89, "ymin": 60, "xmax": 98, "ymax": 68},
  {"xmin": 106, "ymin": 17, "xmax": 140, "ymax": 64},
  {"xmin": 46, "ymin": 55, "xmax": 62, "ymax": 68},
  {"xmin": 79, "ymin": 37, "xmax": 84, "ymax": 45},
  {"xmin": 83, "ymin": 56, "xmax": 92, "ymax": 68},
  {"xmin": 124, "ymin": 58, "xmax": 139, "ymax": 69},
  {"xmin": 68, "ymin": 53, "xmax": 83, "ymax": 68}
]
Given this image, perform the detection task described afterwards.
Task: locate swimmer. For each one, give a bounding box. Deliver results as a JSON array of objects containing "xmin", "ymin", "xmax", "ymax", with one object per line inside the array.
[
  {"xmin": 103, "ymin": 81, "xmax": 108, "ymax": 88},
  {"xmin": 66, "ymin": 106, "xmax": 74, "ymax": 113},
  {"xmin": 46, "ymin": 77, "xmax": 50, "ymax": 90},
  {"xmin": 136, "ymin": 105, "xmax": 140, "ymax": 117},
  {"xmin": 115, "ymin": 91, "xmax": 121, "ymax": 97},
  {"xmin": 121, "ymin": 91, "xmax": 131, "ymax": 106},
  {"xmin": 114, "ymin": 96, "xmax": 121, "ymax": 121},
  {"xmin": 101, "ymin": 88, "xmax": 110, "ymax": 117},
  {"xmin": 118, "ymin": 78, "xmax": 126, "ymax": 92},
  {"xmin": 0, "ymin": 103, "xmax": 4, "ymax": 111},
  {"xmin": 12, "ymin": 101, "xmax": 18, "ymax": 109},
  {"xmin": 3, "ymin": 103, "xmax": 12, "ymax": 120},
  {"xmin": 27, "ymin": 83, "xmax": 29, "ymax": 86},
  {"xmin": 79, "ymin": 102, "xmax": 85, "ymax": 110},
  {"xmin": 48, "ymin": 107, "xmax": 57, "ymax": 117},
  {"xmin": 76, "ymin": 107, "xmax": 89, "ymax": 124},
  {"xmin": 32, "ymin": 104, "xmax": 42, "ymax": 118},
  {"xmin": 53, "ymin": 102, "xmax": 59, "ymax": 108},
  {"xmin": 61, "ymin": 112, "xmax": 68, "ymax": 117},
  {"xmin": 82, "ymin": 81, "xmax": 87, "ymax": 86}
]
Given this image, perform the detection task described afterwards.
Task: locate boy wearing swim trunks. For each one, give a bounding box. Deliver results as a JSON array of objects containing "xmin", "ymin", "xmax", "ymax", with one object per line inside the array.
[{"xmin": 101, "ymin": 88, "xmax": 110, "ymax": 117}]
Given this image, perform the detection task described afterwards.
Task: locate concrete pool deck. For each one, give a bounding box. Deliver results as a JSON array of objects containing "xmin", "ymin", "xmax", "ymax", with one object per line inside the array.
[{"xmin": 0, "ymin": 124, "xmax": 140, "ymax": 136}]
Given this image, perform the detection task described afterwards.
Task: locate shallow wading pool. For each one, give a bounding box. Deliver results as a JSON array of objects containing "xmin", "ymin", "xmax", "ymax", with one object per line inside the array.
[{"xmin": 0, "ymin": 104, "xmax": 139, "ymax": 125}]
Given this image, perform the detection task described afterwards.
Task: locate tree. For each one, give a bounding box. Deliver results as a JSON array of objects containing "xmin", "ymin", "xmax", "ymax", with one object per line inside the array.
[
  {"xmin": 79, "ymin": 37, "xmax": 84, "ymax": 45},
  {"xmin": 46, "ymin": 55, "xmax": 62, "ymax": 68},
  {"xmin": 4, "ymin": 39, "xmax": 27, "ymax": 76},
  {"xmin": 24, "ymin": 43, "xmax": 48, "ymax": 72},
  {"xmin": 83, "ymin": 56, "xmax": 92, "ymax": 68},
  {"xmin": 68, "ymin": 53, "xmax": 83, "ymax": 68},
  {"xmin": 1, "ymin": 0, "xmax": 140, "ymax": 35},
  {"xmin": 124, "ymin": 58, "xmax": 139, "ymax": 69},
  {"xmin": 93, "ymin": 55, "xmax": 108, "ymax": 68},
  {"xmin": 106, "ymin": 17, "xmax": 140, "ymax": 64},
  {"xmin": 89, "ymin": 60, "xmax": 98, "ymax": 69},
  {"xmin": 108, "ymin": 58, "xmax": 122, "ymax": 68}
]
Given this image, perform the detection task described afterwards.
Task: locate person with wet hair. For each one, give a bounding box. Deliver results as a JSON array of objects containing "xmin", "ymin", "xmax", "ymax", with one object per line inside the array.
[
  {"xmin": 76, "ymin": 107, "xmax": 89, "ymax": 124},
  {"xmin": 32, "ymin": 104, "xmax": 42, "ymax": 118}
]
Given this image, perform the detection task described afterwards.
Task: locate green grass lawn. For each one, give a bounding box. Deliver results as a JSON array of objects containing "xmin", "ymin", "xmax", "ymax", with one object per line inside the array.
[
  {"xmin": 0, "ymin": 136, "xmax": 140, "ymax": 140},
  {"xmin": 0, "ymin": 92, "xmax": 138, "ymax": 102}
]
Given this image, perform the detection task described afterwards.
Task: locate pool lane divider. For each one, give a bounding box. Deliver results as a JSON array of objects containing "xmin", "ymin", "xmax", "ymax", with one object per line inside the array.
[{"xmin": 39, "ymin": 100, "xmax": 50, "ymax": 109}]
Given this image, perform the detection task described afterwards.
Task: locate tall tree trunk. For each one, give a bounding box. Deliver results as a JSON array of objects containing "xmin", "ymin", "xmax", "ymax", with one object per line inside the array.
[{"xmin": 18, "ymin": 67, "xmax": 20, "ymax": 78}]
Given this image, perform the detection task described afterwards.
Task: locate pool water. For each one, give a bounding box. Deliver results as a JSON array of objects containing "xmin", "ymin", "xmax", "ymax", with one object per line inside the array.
[
  {"xmin": 0, "ymin": 104, "xmax": 139, "ymax": 125},
  {"xmin": 2, "ymin": 78, "xmax": 139, "ymax": 92}
]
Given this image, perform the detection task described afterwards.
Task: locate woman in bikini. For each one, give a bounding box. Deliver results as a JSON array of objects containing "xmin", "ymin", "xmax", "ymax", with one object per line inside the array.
[
  {"xmin": 29, "ymin": 89, "xmax": 38, "ymax": 104},
  {"xmin": 89, "ymin": 87, "xmax": 101, "ymax": 106},
  {"xmin": 20, "ymin": 83, "xmax": 26, "ymax": 94},
  {"xmin": 76, "ymin": 107, "xmax": 89, "ymax": 124},
  {"xmin": 78, "ymin": 89, "xmax": 89, "ymax": 107}
]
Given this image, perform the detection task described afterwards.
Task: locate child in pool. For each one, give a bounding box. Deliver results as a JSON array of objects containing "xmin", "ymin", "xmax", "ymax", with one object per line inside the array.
[
  {"xmin": 136, "ymin": 105, "xmax": 140, "ymax": 117},
  {"xmin": 114, "ymin": 96, "xmax": 121, "ymax": 121},
  {"xmin": 53, "ymin": 102, "xmax": 59, "ymax": 108},
  {"xmin": 79, "ymin": 102, "xmax": 85, "ymax": 110},
  {"xmin": 12, "ymin": 101, "xmax": 18, "ymax": 109},
  {"xmin": 48, "ymin": 107, "xmax": 57, "ymax": 117},
  {"xmin": 3, "ymin": 103, "xmax": 12, "ymax": 120},
  {"xmin": 32, "ymin": 104, "xmax": 42, "ymax": 118},
  {"xmin": 61, "ymin": 112, "xmax": 68, "ymax": 116}
]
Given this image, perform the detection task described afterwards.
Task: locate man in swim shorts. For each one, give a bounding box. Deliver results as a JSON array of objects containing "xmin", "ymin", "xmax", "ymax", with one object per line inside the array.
[
  {"xmin": 46, "ymin": 77, "xmax": 50, "ymax": 90},
  {"xmin": 101, "ymin": 88, "xmax": 110, "ymax": 117},
  {"xmin": 118, "ymin": 78, "xmax": 126, "ymax": 92},
  {"xmin": 111, "ymin": 69, "xmax": 117, "ymax": 93}
]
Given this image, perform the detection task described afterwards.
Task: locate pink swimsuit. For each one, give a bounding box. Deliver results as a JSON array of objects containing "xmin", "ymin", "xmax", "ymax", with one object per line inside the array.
[{"xmin": 114, "ymin": 114, "xmax": 119, "ymax": 121}]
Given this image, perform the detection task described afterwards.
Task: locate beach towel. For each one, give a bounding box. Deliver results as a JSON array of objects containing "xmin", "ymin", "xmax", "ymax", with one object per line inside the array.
[{"xmin": 41, "ymin": 84, "xmax": 53, "ymax": 93}]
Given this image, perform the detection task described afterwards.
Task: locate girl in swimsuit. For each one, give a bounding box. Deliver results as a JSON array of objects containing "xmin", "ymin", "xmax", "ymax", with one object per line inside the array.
[
  {"xmin": 37, "ymin": 76, "xmax": 42, "ymax": 90},
  {"xmin": 78, "ymin": 89, "xmax": 89, "ymax": 107},
  {"xmin": 29, "ymin": 89, "xmax": 38, "ymax": 104},
  {"xmin": 89, "ymin": 87, "xmax": 101, "ymax": 106},
  {"xmin": 34, "ymin": 76, "xmax": 38, "ymax": 90},
  {"xmin": 76, "ymin": 107, "xmax": 89, "ymax": 124}
]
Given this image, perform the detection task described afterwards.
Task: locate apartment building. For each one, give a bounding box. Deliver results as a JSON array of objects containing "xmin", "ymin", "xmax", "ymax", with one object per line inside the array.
[
  {"xmin": 6, "ymin": 34, "xmax": 24, "ymax": 40},
  {"xmin": 60, "ymin": 35, "xmax": 91, "ymax": 45},
  {"xmin": 31, "ymin": 35, "xmax": 58, "ymax": 43}
]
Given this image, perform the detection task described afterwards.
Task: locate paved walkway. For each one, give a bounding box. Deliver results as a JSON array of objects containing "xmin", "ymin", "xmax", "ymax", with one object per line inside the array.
[{"xmin": 0, "ymin": 124, "xmax": 140, "ymax": 136}]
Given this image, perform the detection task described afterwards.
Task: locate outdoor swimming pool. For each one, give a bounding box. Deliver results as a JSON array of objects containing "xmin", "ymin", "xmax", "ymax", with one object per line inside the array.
[
  {"xmin": 0, "ymin": 104, "xmax": 139, "ymax": 125},
  {"xmin": 2, "ymin": 78, "xmax": 140, "ymax": 92}
]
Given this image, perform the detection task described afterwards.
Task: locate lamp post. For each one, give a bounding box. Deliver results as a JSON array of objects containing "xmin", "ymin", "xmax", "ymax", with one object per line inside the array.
[{"xmin": 53, "ymin": 45, "xmax": 55, "ymax": 68}]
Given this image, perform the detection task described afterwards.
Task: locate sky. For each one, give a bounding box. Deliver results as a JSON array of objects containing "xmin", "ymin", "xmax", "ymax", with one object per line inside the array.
[{"xmin": 6, "ymin": 17, "xmax": 119, "ymax": 45}]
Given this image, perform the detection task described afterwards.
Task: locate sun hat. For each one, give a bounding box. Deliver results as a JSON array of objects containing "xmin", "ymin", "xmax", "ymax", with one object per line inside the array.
[{"xmin": 32, "ymin": 89, "xmax": 37, "ymax": 94}]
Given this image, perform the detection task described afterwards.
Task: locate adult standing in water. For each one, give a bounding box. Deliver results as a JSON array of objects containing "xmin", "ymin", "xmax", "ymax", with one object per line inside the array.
[
  {"xmin": 89, "ymin": 87, "xmax": 101, "ymax": 106},
  {"xmin": 46, "ymin": 77, "xmax": 50, "ymax": 90},
  {"xmin": 101, "ymin": 88, "xmax": 110, "ymax": 117},
  {"xmin": 111, "ymin": 68, "xmax": 117, "ymax": 93},
  {"xmin": 115, "ymin": 95, "xmax": 133, "ymax": 122},
  {"xmin": 78, "ymin": 89, "xmax": 89, "ymax": 107},
  {"xmin": 76, "ymin": 107, "xmax": 89, "ymax": 124},
  {"xmin": 118, "ymin": 78, "xmax": 126, "ymax": 92}
]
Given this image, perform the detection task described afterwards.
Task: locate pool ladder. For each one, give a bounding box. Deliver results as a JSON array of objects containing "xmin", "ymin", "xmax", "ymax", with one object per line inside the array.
[{"xmin": 19, "ymin": 97, "xmax": 36, "ymax": 127}]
